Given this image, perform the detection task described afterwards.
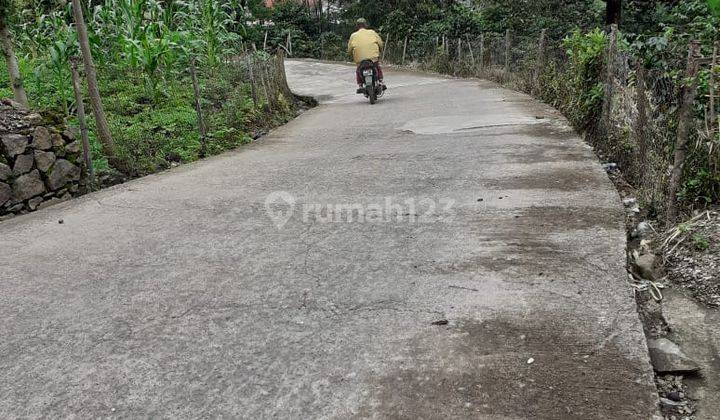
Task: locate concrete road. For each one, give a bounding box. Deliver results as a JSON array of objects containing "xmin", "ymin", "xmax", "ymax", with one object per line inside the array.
[{"xmin": 0, "ymin": 60, "xmax": 658, "ymax": 418}]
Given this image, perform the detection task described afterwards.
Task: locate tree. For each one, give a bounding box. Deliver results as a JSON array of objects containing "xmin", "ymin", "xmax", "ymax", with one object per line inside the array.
[
  {"xmin": 606, "ymin": 0, "xmax": 622, "ymax": 25},
  {"xmin": 0, "ymin": 0, "xmax": 29, "ymax": 108},
  {"xmin": 244, "ymin": 0, "xmax": 272, "ymax": 21},
  {"xmin": 70, "ymin": 0, "xmax": 119, "ymax": 170},
  {"xmin": 710, "ymin": 0, "xmax": 720, "ymax": 16},
  {"xmin": 476, "ymin": 0, "xmax": 601, "ymax": 40}
]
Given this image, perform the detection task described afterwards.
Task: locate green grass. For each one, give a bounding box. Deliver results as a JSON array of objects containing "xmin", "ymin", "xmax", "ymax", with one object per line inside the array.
[
  {"xmin": 692, "ymin": 234, "xmax": 711, "ymax": 252},
  {"xmin": 2, "ymin": 58, "xmax": 297, "ymax": 178}
]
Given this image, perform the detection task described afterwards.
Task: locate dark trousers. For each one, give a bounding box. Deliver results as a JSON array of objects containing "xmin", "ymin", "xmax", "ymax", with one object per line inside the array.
[{"xmin": 356, "ymin": 62, "xmax": 384, "ymax": 85}]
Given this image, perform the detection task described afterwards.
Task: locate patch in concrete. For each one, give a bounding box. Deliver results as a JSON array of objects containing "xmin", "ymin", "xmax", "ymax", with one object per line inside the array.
[
  {"xmin": 399, "ymin": 115, "xmax": 544, "ymax": 135},
  {"xmin": 482, "ymin": 166, "xmax": 605, "ymax": 192},
  {"xmin": 355, "ymin": 315, "xmax": 659, "ymax": 419}
]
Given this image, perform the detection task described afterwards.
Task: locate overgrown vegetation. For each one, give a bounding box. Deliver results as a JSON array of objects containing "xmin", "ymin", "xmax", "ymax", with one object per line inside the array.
[
  {"xmin": 1, "ymin": 0, "xmax": 296, "ymax": 178},
  {"xmin": 326, "ymin": 0, "xmax": 719, "ymax": 221}
]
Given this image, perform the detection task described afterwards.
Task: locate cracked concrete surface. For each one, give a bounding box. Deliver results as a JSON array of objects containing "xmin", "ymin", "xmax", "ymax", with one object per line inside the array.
[{"xmin": 0, "ymin": 60, "xmax": 658, "ymax": 418}]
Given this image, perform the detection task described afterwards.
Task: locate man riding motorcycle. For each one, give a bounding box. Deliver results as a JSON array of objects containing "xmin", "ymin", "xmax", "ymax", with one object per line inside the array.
[{"xmin": 347, "ymin": 18, "xmax": 386, "ymax": 94}]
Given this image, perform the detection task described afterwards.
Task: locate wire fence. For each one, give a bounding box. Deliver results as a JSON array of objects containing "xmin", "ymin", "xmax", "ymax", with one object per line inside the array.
[
  {"xmin": 67, "ymin": 49, "xmax": 298, "ymax": 179},
  {"xmin": 377, "ymin": 30, "xmax": 719, "ymax": 222},
  {"xmin": 193, "ymin": 50, "xmax": 295, "ymax": 156}
]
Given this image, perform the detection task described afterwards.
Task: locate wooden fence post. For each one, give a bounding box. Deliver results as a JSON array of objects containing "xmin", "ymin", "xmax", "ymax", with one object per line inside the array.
[
  {"xmin": 710, "ymin": 42, "xmax": 718, "ymax": 138},
  {"xmin": 320, "ymin": 32, "xmax": 325, "ymax": 60},
  {"xmin": 479, "ymin": 34, "xmax": 485, "ymax": 71},
  {"xmin": 504, "ymin": 29, "xmax": 511, "ymax": 74},
  {"xmin": 534, "ymin": 28, "xmax": 547, "ymax": 95},
  {"xmin": 189, "ymin": 58, "xmax": 208, "ymax": 158},
  {"xmin": 259, "ymin": 61, "xmax": 271, "ymax": 111},
  {"xmin": 248, "ymin": 56, "xmax": 259, "ymax": 106},
  {"xmin": 667, "ymin": 41, "xmax": 701, "ymax": 225},
  {"xmin": 454, "ymin": 38, "xmax": 462, "ymax": 76},
  {"xmin": 286, "ymin": 33, "xmax": 293, "ymax": 57},
  {"xmin": 402, "ymin": 36, "xmax": 408, "ymax": 65},
  {"xmin": 603, "ymin": 24, "xmax": 618, "ymax": 134},
  {"xmin": 382, "ymin": 32, "xmax": 390, "ymax": 63},
  {"xmin": 466, "ymin": 36, "xmax": 475, "ymax": 69},
  {"xmin": 69, "ymin": 57, "xmax": 94, "ymax": 184},
  {"xmin": 635, "ymin": 62, "xmax": 650, "ymax": 176}
]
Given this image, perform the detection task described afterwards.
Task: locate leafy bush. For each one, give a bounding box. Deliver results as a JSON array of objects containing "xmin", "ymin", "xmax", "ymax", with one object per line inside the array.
[
  {"xmin": 711, "ymin": 0, "xmax": 720, "ymax": 15},
  {"xmin": 318, "ymin": 32, "xmax": 346, "ymax": 61},
  {"xmin": 478, "ymin": 0, "xmax": 602, "ymax": 40},
  {"xmin": 561, "ymin": 28, "xmax": 608, "ymax": 127}
]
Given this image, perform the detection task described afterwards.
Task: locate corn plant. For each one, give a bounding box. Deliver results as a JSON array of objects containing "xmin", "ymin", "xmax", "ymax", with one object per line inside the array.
[
  {"xmin": 44, "ymin": 29, "xmax": 77, "ymax": 115},
  {"xmin": 178, "ymin": 0, "xmax": 240, "ymax": 67},
  {"xmin": 18, "ymin": 4, "xmax": 72, "ymax": 60}
]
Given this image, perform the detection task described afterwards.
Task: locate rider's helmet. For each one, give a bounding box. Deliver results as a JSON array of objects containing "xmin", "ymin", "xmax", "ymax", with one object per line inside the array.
[{"xmin": 356, "ymin": 18, "xmax": 368, "ymax": 29}]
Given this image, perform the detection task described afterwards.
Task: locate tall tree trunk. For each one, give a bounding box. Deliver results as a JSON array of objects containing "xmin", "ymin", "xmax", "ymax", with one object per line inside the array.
[
  {"xmin": 70, "ymin": 0, "xmax": 119, "ymax": 170},
  {"xmin": 0, "ymin": 21, "xmax": 29, "ymax": 108},
  {"xmin": 317, "ymin": 0, "xmax": 323, "ymax": 21},
  {"xmin": 69, "ymin": 57, "xmax": 95, "ymax": 184},
  {"xmin": 667, "ymin": 41, "xmax": 701, "ymax": 225},
  {"xmin": 606, "ymin": 0, "xmax": 622, "ymax": 26}
]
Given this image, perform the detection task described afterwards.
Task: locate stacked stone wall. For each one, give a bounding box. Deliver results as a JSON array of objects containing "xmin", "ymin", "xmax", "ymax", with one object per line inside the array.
[{"xmin": 0, "ymin": 99, "xmax": 85, "ymax": 218}]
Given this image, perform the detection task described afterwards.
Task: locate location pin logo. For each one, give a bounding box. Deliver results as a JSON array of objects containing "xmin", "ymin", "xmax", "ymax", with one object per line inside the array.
[{"xmin": 265, "ymin": 191, "xmax": 296, "ymax": 229}]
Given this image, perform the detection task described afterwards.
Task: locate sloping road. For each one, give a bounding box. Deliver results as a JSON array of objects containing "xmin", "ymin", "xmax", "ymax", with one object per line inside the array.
[{"xmin": 0, "ymin": 60, "xmax": 658, "ymax": 418}]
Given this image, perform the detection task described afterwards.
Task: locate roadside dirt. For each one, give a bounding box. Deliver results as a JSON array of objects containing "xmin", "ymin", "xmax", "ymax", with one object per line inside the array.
[
  {"xmin": 603, "ymin": 164, "xmax": 719, "ymax": 420},
  {"xmin": 662, "ymin": 211, "xmax": 720, "ymax": 308}
]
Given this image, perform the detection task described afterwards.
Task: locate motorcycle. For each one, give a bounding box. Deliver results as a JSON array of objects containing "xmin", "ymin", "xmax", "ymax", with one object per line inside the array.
[{"xmin": 357, "ymin": 60, "xmax": 384, "ymax": 105}]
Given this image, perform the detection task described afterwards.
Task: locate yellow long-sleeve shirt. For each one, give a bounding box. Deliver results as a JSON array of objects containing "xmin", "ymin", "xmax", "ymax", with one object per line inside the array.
[{"xmin": 348, "ymin": 28, "xmax": 384, "ymax": 64}]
